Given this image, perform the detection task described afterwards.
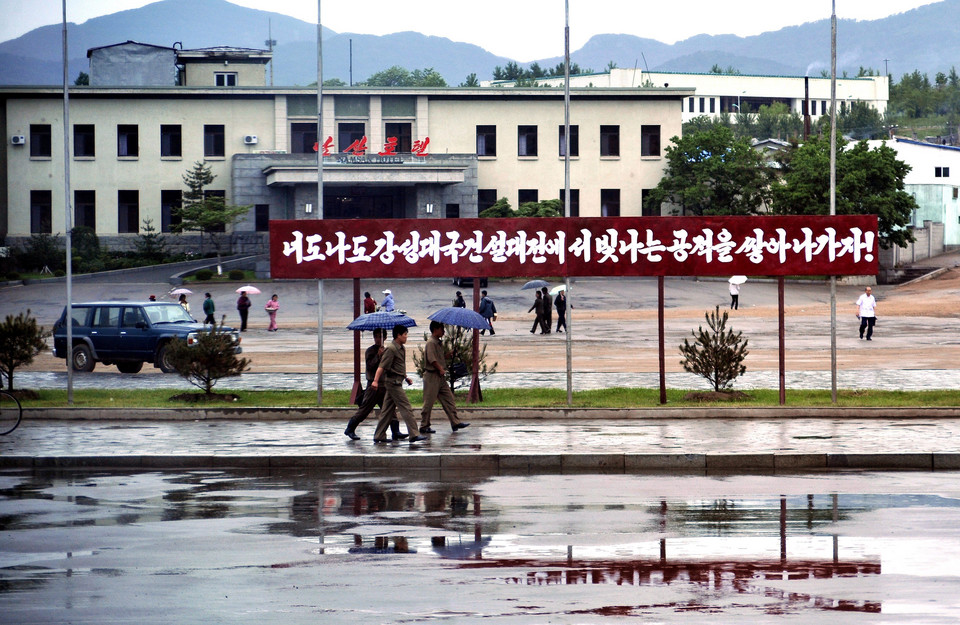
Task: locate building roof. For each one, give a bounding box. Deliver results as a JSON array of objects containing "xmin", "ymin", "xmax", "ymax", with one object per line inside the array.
[{"xmin": 86, "ymin": 40, "xmax": 175, "ymax": 58}]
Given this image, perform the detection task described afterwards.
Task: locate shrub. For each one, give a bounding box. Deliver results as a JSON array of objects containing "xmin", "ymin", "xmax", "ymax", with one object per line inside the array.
[
  {"xmin": 228, "ymin": 269, "xmax": 245, "ymax": 281},
  {"xmin": 0, "ymin": 309, "xmax": 49, "ymax": 391},
  {"xmin": 679, "ymin": 305, "xmax": 749, "ymax": 392},
  {"xmin": 164, "ymin": 325, "xmax": 250, "ymax": 395},
  {"xmin": 195, "ymin": 269, "xmax": 214, "ymax": 281},
  {"xmin": 54, "ymin": 269, "xmax": 65, "ymax": 277},
  {"xmin": 6, "ymin": 272, "xmax": 21, "ymax": 281}
]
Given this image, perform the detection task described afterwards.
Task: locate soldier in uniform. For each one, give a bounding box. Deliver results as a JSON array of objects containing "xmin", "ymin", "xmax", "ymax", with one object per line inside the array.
[
  {"xmin": 343, "ymin": 328, "xmax": 406, "ymax": 441},
  {"xmin": 420, "ymin": 321, "xmax": 470, "ymax": 434},
  {"xmin": 372, "ymin": 325, "xmax": 426, "ymax": 443}
]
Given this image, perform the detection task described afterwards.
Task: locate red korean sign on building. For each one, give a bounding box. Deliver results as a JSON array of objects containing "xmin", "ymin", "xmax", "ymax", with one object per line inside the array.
[{"xmin": 269, "ymin": 215, "xmax": 878, "ymax": 279}]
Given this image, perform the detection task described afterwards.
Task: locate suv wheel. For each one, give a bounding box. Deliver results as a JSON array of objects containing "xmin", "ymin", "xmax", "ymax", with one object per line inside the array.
[
  {"xmin": 156, "ymin": 344, "xmax": 177, "ymax": 373},
  {"xmin": 71, "ymin": 344, "xmax": 96, "ymax": 372},
  {"xmin": 116, "ymin": 361, "xmax": 144, "ymax": 374}
]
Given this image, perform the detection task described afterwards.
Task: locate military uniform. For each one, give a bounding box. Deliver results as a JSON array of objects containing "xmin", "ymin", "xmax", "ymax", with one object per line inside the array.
[
  {"xmin": 344, "ymin": 340, "xmax": 403, "ymax": 439},
  {"xmin": 374, "ymin": 339, "xmax": 421, "ymax": 440},
  {"xmin": 420, "ymin": 334, "xmax": 463, "ymax": 431}
]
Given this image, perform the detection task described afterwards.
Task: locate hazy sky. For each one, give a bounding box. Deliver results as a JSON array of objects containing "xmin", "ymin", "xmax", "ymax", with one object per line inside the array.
[{"xmin": 7, "ymin": 0, "xmax": 942, "ymax": 61}]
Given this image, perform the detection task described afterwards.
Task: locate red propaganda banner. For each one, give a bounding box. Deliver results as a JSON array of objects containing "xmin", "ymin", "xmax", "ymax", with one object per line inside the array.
[{"xmin": 269, "ymin": 215, "xmax": 878, "ymax": 279}]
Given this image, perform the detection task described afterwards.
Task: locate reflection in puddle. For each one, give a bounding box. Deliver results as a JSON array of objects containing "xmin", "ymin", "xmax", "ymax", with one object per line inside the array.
[{"xmin": 2, "ymin": 470, "xmax": 959, "ymax": 622}]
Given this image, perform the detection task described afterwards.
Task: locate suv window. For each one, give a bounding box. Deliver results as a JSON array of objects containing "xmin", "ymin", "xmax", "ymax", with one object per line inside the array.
[
  {"xmin": 144, "ymin": 304, "xmax": 193, "ymax": 325},
  {"xmin": 69, "ymin": 307, "xmax": 91, "ymax": 327},
  {"xmin": 93, "ymin": 306, "xmax": 121, "ymax": 328},
  {"xmin": 122, "ymin": 307, "xmax": 146, "ymax": 328}
]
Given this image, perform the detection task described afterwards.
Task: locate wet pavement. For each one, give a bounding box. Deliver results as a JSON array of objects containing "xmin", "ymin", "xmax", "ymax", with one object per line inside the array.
[{"xmin": 2, "ymin": 468, "xmax": 960, "ymax": 623}]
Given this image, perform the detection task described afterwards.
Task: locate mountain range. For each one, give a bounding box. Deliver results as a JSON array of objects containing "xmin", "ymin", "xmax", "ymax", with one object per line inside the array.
[{"xmin": 2, "ymin": 0, "xmax": 958, "ymax": 86}]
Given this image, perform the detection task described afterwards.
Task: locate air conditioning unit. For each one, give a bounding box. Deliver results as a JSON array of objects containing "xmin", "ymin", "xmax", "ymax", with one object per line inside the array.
[
  {"xmin": 11, "ymin": 135, "xmax": 25, "ymax": 145},
  {"xmin": 243, "ymin": 135, "xmax": 258, "ymax": 145}
]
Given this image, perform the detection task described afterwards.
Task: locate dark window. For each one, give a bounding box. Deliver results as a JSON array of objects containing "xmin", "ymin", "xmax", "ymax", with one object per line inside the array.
[
  {"xmin": 291, "ymin": 123, "xmax": 317, "ymax": 154},
  {"xmin": 518, "ymin": 125, "xmax": 538, "ymax": 156},
  {"xmin": 601, "ymin": 189, "xmax": 620, "ymax": 217},
  {"xmin": 641, "ymin": 188, "xmax": 659, "ymax": 217},
  {"xmin": 337, "ymin": 122, "xmax": 365, "ymax": 152},
  {"xmin": 559, "ymin": 125, "xmax": 579, "ymax": 157},
  {"xmin": 161, "ymin": 190, "xmax": 182, "ymax": 233},
  {"xmin": 600, "ymin": 125, "xmax": 620, "ymax": 157},
  {"xmin": 699, "ymin": 97, "xmax": 705, "ymax": 113},
  {"xmin": 689, "ymin": 97, "xmax": 695, "ymax": 113},
  {"xmin": 518, "ymin": 189, "xmax": 538, "ymax": 205},
  {"xmin": 558, "ymin": 188, "xmax": 580, "ymax": 217},
  {"xmin": 93, "ymin": 306, "xmax": 120, "ymax": 328},
  {"xmin": 709, "ymin": 98, "xmax": 716, "ymax": 113},
  {"xmin": 74, "ymin": 190, "xmax": 96, "ymax": 228},
  {"xmin": 30, "ymin": 124, "xmax": 52, "ymax": 157},
  {"xmin": 255, "ymin": 204, "xmax": 270, "ymax": 231},
  {"xmin": 935, "ymin": 166, "xmax": 950, "ymax": 178},
  {"xmin": 215, "ymin": 72, "xmax": 237, "ymax": 86},
  {"xmin": 30, "ymin": 190, "xmax": 52, "ymax": 233},
  {"xmin": 476, "ymin": 125, "xmax": 496, "ymax": 156},
  {"xmin": 821, "ymin": 101, "xmax": 827, "ymax": 115},
  {"xmin": 384, "ymin": 122, "xmax": 412, "ymax": 153},
  {"xmin": 117, "ymin": 190, "xmax": 139, "ymax": 233},
  {"xmin": 117, "ymin": 124, "xmax": 138, "ymax": 157},
  {"xmin": 477, "ymin": 189, "xmax": 498, "ymax": 213},
  {"xmin": 73, "ymin": 124, "xmax": 95, "ymax": 157},
  {"xmin": 161, "ymin": 125, "xmax": 182, "ymax": 157},
  {"xmin": 204, "ymin": 124, "xmax": 225, "ymax": 157},
  {"xmin": 641, "ymin": 125, "xmax": 661, "ymax": 157},
  {"xmin": 954, "ymin": 187, "xmax": 959, "ymax": 200},
  {"xmin": 809, "ymin": 100, "xmax": 816, "ymax": 116},
  {"xmin": 204, "ymin": 190, "xmax": 226, "ymax": 232},
  {"xmin": 445, "ymin": 204, "xmax": 460, "ymax": 219}
]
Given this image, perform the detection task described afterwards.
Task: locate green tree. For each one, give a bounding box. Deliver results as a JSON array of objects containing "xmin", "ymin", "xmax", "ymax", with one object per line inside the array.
[
  {"xmin": 412, "ymin": 327, "xmax": 497, "ymax": 391},
  {"xmin": 754, "ymin": 102, "xmax": 803, "ymax": 141},
  {"xmin": 679, "ymin": 306, "xmax": 748, "ymax": 392},
  {"xmin": 74, "ymin": 71, "xmax": 89, "ymax": 85},
  {"xmin": 322, "ymin": 78, "xmax": 347, "ymax": 87},
  {"xmin": 478, "ymin": 197, "xmax": 513, "ymax": 218},
  {"xmin": 837, "ymin": 101, "xmax": 886, "ymax": 140},
  {"xmin": 644, "ymin": 125, "xmax": 774, "ymax": 217},
  {"xmin": 174, "ymin": 162, "xmax": 249, "ymax": 269},
  {"xmin": 682, "ymin": 114, "xmax": 730, "ymax": 136},
  {"xmin": 363, "ymin": 66, "xmax": 446, "ymax": 87},
  {"xmin": 164, "ymin": 323, "xmax": 250, "ymax": 395},
  {"xmin": 14, "ymin": 233, "xmax": 64, "ymax": 273},
  {"xmin": 771, "ymin": 135, "xmax": 917, "ymax": 249},
  {"xmin": 460, "ymin": 73, "xmax": 479, "ymax": 87},
  {"xmin": 70, "ymin": 226, "xmax": 101, "ymax": 272},
  {"xmin": 134, "ymin": 218, "xmax": 168, "ymax": 261},
  {"xmin": 479, "ymin": 197, "xmax": 562, "ymax": 218},
  {"xmin": 0, "ymin": 310, "xmax": 48, "ymax": 391}
]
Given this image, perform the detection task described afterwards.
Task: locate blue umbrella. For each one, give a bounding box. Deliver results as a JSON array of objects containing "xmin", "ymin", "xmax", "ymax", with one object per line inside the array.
[
  {"xmin": 428, "ymin": 307, "xmax": 490, "ymax": 331},
  {"xmin": 521, "ymin": 279, "xmax": 550, "ymax": 290},
  {"xmin": 347, "ymin": 311, "xmax": 417, "ymax": 331}
]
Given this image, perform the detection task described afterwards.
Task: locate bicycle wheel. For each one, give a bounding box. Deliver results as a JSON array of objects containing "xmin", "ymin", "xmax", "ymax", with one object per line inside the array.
[{"xmin": 0, "ymin": 390, "xmax": 22, "ymax": 435}]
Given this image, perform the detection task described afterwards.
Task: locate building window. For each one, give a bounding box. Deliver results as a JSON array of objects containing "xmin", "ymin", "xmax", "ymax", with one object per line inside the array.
[
  {"xmin": 709, "ymin": 98, "xmax": 716, "ymax": 113},
  {"xmin": 255, "ymin": 204, "xmax": 270, "ymax": 231},
  {"xmin": 476, "ymin": 125, "xmax": 496, "ymax": 156},
  {"xmin": 558, "ymin": 188, "xmax": 580, "ymax": 217},
  {"xmin": 338, "ymin": 123, "xmax": 365, "ymax": 152},
  {"xmin": 204, "ymin": 124, "xmax": 225, "ymax": 157},
  {"xmin": 810, "ymin": 100, "xmax": 817, "ymax": 116},
  {"xmin": 699, "ymin": 97, "xmax": 705, "ymax": 113},
  {"xmin": 641, "ymin": 188, "xmax": 659, "ymax": 217},
  {"xmin": 445, "ymin": 204, "xmax": 460, "ymax": 219},
  {"xmin": 821, "ymin": 101, "xmax": 827, "ymax": 115},
  {"xmin": 518, "ymin": 189, "xmax": 538, "ymax": 205},
  {"xmin": 384, "ymin": 122, "xmax": 412, "ymax": 153},
  {"xmin": 117, "ymin": 190, "xmax": 139, "ymax": 233},
  {"xmin": 641, "ymin": 125, "xmax": 661, "ymax": 157},
  {"xmin": 559, "ymin": 125, "xmax": 579, "ymax": 157},
  {"xmin": 478, "ymin": 189, "xmax": 498, "ymax": 213},
  {"xmin": 600, "ymin": 125, "xmax": 620, "ymax": 157},
  {"xmin": 74, "ymin": 190, "xmax": 96, "ymax": 229},
  {"xmin": 518, "ymin": 125, "xmax": 538, "ymax": 157},
  {"xmin": 215, "ymin": 72, "xmax": 237, "ymax": 86},
  {"xmin": 935, "ymin": 166, "xmax": 950, "ymax": 178},
  {"xmin": 117, "ymin": 124, "xmax": 138, "ymax": 157},
  {"xmin": 73, "ymin": 124, "xmax": 95, "ymax": 158},
  {"xmin": 161, "ymin": 125, "xmax": 182, "ymax": 157},
  {"xmin": 291, "ymin": 123, "xmax": 317, "ymax": 154},
  {"xmin": 30, "ymin": 124, "xmax": 52, "ymax": 158},
  {"xmin": 204, "ymin": 190, "xmax": 226, "ymax": 232},
  {"xmin": 688, "ymin": 97, "xmax": 695, "ymax": 113},
  {"xmin": 601, "ymin": 189, "xmax": 620, "ymax": 217},
  {"xmin": 161, "ymin": 190, "xmax": 182, "ymax": 233},
  {"xmin": 30, "ymin": 190, "xmax": 52, "ymax": 233},
  {"xmin": 954, "ymin": 187, "xmax": 959, "ymax": 200}
]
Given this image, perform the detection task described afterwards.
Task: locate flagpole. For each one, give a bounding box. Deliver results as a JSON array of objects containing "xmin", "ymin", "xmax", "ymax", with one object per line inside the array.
[
  {"xmin": 62, "ymin": 0, "xmax": 74, "ymax": 404},
  {"xmin": 316, "ymin": 0, "xmax": 324, "ymax": 404}
]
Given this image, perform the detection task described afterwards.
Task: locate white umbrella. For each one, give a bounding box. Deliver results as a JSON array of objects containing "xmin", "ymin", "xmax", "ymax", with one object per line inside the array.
[
  {"xmin": 169, "ymin": 288, "xmax": 192, "ymax": 296},
  {"xmin": 549, "ymin": 284, "xmax": 567, "ymax": 295},
  {"xmin": 729, "ymin": 275, "xmax": 748, "ymax": 285},
  {"xmin": 236, "ymin": 285, "xmax": 262, "ymax": 295}
]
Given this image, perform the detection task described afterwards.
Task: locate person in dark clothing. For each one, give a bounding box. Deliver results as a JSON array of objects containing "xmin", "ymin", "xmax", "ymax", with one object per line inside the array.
[
  {"xmin": 453, "ymin": 291, "xmax": 466, "ymax": 308},
  {"xmin": 236, "ymin": 291, "xmax": 252, "ymax": 331},
  {"xmin": 478, "ymin": 290, "xmax": 497, "ymax": 335},
  {"xmin": 528, "ymin": 291, "xmax": 544, "ymax": 334},
  {"xmin": 555, "ymin": 290, "xmax": 567, "ymax": 333},
  {"xmin": 343, "ymin": 328, "xmax": 406, "ymax": 440},
  {"xmin": 202, "ymin": 292, "xmax": 216, "ymax": 325},
  {"xmin": 540, "ymin": 287, "xmax": 552, "ymax": 334},
  {"xmin": 363, "ymin": 291, "xmax": 377, "ymax": 314}
]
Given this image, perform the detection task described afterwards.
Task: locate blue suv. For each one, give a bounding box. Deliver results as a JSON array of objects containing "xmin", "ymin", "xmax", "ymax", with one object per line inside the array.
[{"xmin": 53, "ymin": 301, "xmax": 242, "ymax": 373}]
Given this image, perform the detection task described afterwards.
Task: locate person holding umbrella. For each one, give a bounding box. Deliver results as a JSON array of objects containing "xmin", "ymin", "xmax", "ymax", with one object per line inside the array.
[
  {"xmin": 371, "ymin": 324, "xmax": 426, "ymax": 444},
  {"xmin": 236, "ymin": 291, "xmax": 252, "ymax": 331},
  {"xmin": 343, "ymin": 328, "xmax": 407, "ymax": 441},
  {"xmin": 528, "ymin": 290, "xmax": 545, "ymax": 334},
  {"xmin": 420, "ymin": 321, "xmax": 469, "ymax": 434},
  {"xmin": 540, "ymin": 286, "xmax": 552, "ymax": 334},
  {"xmin": 729, "ymin": 276, "xmax": 746, "ymax": 310}
]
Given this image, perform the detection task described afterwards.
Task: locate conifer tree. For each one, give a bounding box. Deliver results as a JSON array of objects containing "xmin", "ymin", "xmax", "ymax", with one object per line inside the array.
[{"xmin": 679, "ymin": 306, "xmax": 749, "ymax": 392}]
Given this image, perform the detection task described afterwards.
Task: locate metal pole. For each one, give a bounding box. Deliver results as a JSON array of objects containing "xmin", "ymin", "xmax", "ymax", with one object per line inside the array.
[
  {"xmin": 62, "ymin": 0, "xmax": 73, "ymax": 404},
  {"xmin": 658, "ymin": 276, "xmax": 666, "ymax": 404},
  {"xmin": 829, "ymin": 0, "xmax": 838, "ymax": 404},
  {"xmin": 350, "ymin": 278, "xmax": 361, "ymax": 404},
  {"xmin": 778, "ymin": 276, "xmax": 785, "ymax": 406},
  {"xmin": 316, "ymin": 0, "xmax": 324, "ymax": 404},
  {"xmin": 563, "ymin": 0, "xmax": 573, "ymax": 405}
]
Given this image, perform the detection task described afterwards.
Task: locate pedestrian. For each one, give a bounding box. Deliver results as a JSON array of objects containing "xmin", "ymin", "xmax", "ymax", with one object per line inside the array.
[
  {"xmin": 528, "ymin": 290, "xmax": 544, "ymax": 334},
  {"xmin": 478, "ymin": 289, "xmax": 497, "ymax": 335},
  {"xmin": 363, "ymin": 291, "xmax": 377, "ymax": 314},
  {"xmin": 236, "ymin": 290, "xmax": 251, "ymax": 331},
  {"xmin": 202, "ymin": 292, "xmax": 216, "ymax": 325},
  {"xmin": 856, "ymin": 285, "xmax": 877, "ymax": 340},
  {"xmin": 540, "ymin": 287, "xmax": 552, "ymax": 334},
  {"xmin": 420, "ymin": 321, "xmax": 469, "ymax": 434},
  {"xmin": 555, "ymin": 289, "xmax": 567, "ymax": 333},
  {"xmin": 371, "ymin": 324, "xmax": 426, "ymax": 444},
  {"xmin": 343, "ymin": 328, "xmax": 407, "ymax": 441},
  {"xmin": 729, "ymin": 279, "xmax": 740, "ymax": 310},
  {"xmin": 381, "ymin": 289, "xmax": 395, "ymax": 312},
  {"xmin": 265, "ymin": 293, "xmax": 280, "ymax": 331},
  {"xmin": 453, "ymin": 291, "xmax": 466, "ymax": 308},
  {"xmin": 178, "ymin": 293, "xmax": 190, "ymax": 314}
]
